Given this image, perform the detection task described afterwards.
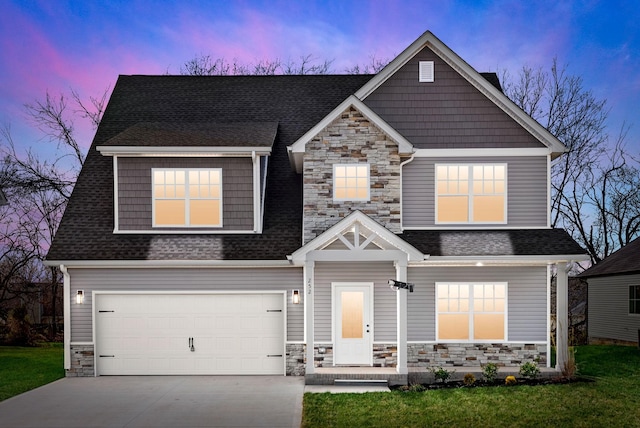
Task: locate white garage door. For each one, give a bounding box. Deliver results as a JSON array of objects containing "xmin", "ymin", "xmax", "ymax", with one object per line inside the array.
[{"xmin": 95, "ymin": 293, "xmax": 285, "ymax": 375}]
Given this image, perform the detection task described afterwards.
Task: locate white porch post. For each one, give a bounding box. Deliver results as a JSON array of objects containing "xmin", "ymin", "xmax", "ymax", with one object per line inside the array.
[
  {"xmin": 60, "ymin": 265, "xmax": 71, "ymax": 370},
  {"xmin": 395, "ymin": 260, "xmax": 408, "ymax": 375},
  {"xmin": 556, "ymin": 262, "xmax": 569, "ymax": 371},
  {"xmin": 304, "ymin": 261, "xmax": 315, "ymax": 375}
]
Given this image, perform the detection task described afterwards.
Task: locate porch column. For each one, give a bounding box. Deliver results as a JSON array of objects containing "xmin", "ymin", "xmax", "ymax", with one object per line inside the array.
[
  {"xmin": 304, "ymin": 261, "xmax": 315, "ymax": 375},
  {"xmin": 395, "ymin": 260, "xmax": 408, "ymax": 375},
  {"xmin": 556, "ymin": 262, "xmax": 569, "ymax": 371}
]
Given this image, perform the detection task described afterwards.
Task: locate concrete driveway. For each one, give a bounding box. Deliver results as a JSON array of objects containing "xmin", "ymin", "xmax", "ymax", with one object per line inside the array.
[{"xmin": 0, "ymin": 376, "xmax": 304, "ymax": 428}]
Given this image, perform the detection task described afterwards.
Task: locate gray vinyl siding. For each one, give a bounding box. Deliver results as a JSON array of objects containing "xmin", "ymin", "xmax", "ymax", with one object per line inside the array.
[
  {"xmin": 68, "ymin": 267, "xmax": 303, "ymax": 342},
  {"xmin": 588, "ymin": 274, "xmax": 640, "ymax": 343},
  {"xmin": 363, "ymin": 46, "xmax": 545, "ymax": 149},
  {"xmin": 313, "ymin": 262, "xmax": 396, "ymax": 342},
  {"xmin": 407, "ymin": 266, "xmax": 548, "ymax": 341},
  {"xmin": 402, "ymin": 156, "xmax": 548, "ymax": 228},
  {"xmin": 118, "ymin": 157, "xmax": 254, "ymax": 231}
]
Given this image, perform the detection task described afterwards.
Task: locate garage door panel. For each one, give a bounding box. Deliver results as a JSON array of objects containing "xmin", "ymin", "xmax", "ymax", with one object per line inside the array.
[{"xmin": 96, "ymin": 293, "xmax": 284, "ymax": 375}]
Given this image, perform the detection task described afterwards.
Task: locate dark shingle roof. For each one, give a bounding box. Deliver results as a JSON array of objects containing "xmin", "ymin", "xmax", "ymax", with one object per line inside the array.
[
  {"xmin": 47, "ymin": 74, "xmax": 373, "ymax": 261},
  {"xmin": 102, "ymin": 122, "xmax": 279, "ymax": 148},
  {"xmin": 47, "ymin": 73, "xmax": 584, "ymax": 262},
  {"xmin": 400, "ymin": 229, "xmax": 585, "ymax": 257},
  {"xmin": 578, "ymin": 237, "xmax": 640, "ymax": 278}
]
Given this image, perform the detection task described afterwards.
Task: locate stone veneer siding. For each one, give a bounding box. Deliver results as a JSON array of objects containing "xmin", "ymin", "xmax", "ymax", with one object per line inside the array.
[
  {"xmin": 286, "ymin": 343, "xmax": 305, "ymax": 376},
  {"xmin": 407, "ymin": 343, "xmax": 547, "ymax": 367},
  {"xmin": 303, "ymin": 106, "xmax": 402, "ymax": 244},
  {"xmin": 311, "ymin": 344, "xmax": 398, "ymax": 369},
  {"xmin": 67, "ymin": 344, "xmax": 94, "ymax": 377}
]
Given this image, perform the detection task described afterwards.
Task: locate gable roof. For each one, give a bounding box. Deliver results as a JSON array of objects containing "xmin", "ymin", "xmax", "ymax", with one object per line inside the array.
[
  {"xmin": 287, "ymin": 95, "xmax": 414, "ymax": 172},
  {"xmin": 578, "ymin": 237, "xmax": 640, "ymax": 278},
  {"xmin": 357, "ymin": 30, "xmax": 567, "ymax": 158}
]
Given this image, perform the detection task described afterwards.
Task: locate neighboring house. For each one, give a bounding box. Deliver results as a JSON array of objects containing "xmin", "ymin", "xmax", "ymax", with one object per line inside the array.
[
  {"xmin": 579, "ymin": 237, "xmax": 640, "ymax": 345},
  {"xmin": 45, "ymin": 31, "xmax": 587, "ymax": 382}
]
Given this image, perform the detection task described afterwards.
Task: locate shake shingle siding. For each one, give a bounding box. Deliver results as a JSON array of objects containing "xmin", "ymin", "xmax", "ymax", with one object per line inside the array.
[
  {"xmin": 402, "ymin": 156, "xmax": 548, "ymax": 228},
  {"xmin": 363, "ymin": 46, "xmax": 545, "ymax": 149},
  {"xmin": 118, "ymin": 157, "xmax": 254, "ymax": 231}
]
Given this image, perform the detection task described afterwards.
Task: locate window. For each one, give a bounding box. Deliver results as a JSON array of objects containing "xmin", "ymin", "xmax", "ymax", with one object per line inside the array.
[
  {"xmin": 630, "ymin": 285, "xmax": 640, "ymax": 315},
  {"xmin": 436, "ymin": 164, "xmax": 506, "ymax": 224},
  {"xmin": 437, "ymin": 282, "xmax": 506, "ymax": 341},
  {"xmin": 334, "ymin": 164, "xmax": 370, "ymax": 201},
  {"xmin": 153, "ymin": 169, "xmax": 222, "ymax": 227}
]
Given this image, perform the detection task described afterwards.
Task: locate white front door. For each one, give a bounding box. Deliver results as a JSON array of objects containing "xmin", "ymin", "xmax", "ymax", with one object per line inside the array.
[{"xmin": 333, "ymin": 283, "xmax": 372, "ymax": 365}]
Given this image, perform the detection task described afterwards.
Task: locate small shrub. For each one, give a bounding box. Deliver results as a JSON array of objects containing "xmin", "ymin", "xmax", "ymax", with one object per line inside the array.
[
  {"xmin": 429, "ymin": 366, "xmax": 455, "ymax": 383},
  {"xmin": 519, "ymin": 361, "xmax": 540, "ymax": 380},
  {"xmin": 408, "ymin": 382, "xmax": 426, "ymax": 392},
  {"xmin": 481, "ymin": 362, "xmax": 499, "ymax": 383},
  {"xmin": 463, "ymin": 373, "xmax": 476, "ymax": 386},
  {"xmin": 505, "ymin": 375, "xmax": 517, "ymax": 385},
  {"xmin": 561, "ymin": 347, "xmax": 578, "ymax": 379}
]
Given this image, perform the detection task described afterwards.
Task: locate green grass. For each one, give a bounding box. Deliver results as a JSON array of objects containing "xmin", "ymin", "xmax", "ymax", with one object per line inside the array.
[
  {"xmin": 302, "ymin": 345, "xmax": 640, "ymax": 428},
  {"xmin": 0, "ymin": 343, "xmax": 64, "ymax": 402}
]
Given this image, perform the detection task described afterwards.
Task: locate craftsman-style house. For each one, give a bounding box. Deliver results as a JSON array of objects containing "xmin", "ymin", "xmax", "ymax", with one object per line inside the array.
[{"xmin": 46, "ymin": 31, "xmax": 587, "ymax": 383}]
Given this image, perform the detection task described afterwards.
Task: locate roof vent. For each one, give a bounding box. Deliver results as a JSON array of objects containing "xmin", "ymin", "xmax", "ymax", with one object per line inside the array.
[{"xmin": 419, "ymin": 61, "xmax": 434, "ymax": 82}]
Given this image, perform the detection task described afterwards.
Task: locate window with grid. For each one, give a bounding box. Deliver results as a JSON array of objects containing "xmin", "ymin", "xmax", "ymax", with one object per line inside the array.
[
  {"xmin": 436, "ymin": 164, "xmax": 506, "ymax": 223},
  {"xmin": 437, "ymin": 283, "xmax": 506, "ymax": 341},
  {"xmin": 333, "ymin": 164, "xmax": 370, "ymax": 201},
  {"xmin": 630, "ymin": 285, "xmax": 640, "ymax": 315},
  {"xmin": 153, "ymin": 169, "xmax": 222, "ymax": 227}
]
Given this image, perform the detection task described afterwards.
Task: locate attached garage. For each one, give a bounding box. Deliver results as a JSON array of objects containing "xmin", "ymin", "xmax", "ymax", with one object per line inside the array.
[{"xmin": 95, "ymin": 292, "xmax": 285, "ymax": 375}]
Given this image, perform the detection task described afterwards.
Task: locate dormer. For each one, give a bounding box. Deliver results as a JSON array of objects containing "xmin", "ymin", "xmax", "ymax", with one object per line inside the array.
[{"xmin": 97, "ymin": 122, "xmax": 276, "ymax": 234}]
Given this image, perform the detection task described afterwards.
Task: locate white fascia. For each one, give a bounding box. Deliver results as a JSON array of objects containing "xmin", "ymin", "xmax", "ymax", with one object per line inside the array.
[
  {"xmin": 96, "ymin": 146, "xmax": 272, "ymax": 157},
  {"xmin": 287, "ymin": 95, "xmax": 414, "ymax": 173},
  {"xmin": 412, "ymin": 254, "xmax": 591, "ymax": 267},
  {"xmin": 43, "ymin": 259, "xmax": 294, "ymax": 269},
  {"xmin": 413, "ymin": 148, "xmax": 551, "ymax": 158}
]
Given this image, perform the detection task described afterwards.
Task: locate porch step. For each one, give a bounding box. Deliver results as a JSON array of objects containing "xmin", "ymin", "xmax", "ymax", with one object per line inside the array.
[{"xmin": 334, "ymin": 379, "xmax": 389, "ymax": 387}]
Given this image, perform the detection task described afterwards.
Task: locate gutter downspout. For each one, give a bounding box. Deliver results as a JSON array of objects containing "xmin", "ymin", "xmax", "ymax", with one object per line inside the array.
[
  {"xmin": 60, "ymin": 264, "xmax": 71, "ymax": 370},
  {"xmin": 399, "ymin": 153, "xmax": 416, "ymax": 231}
]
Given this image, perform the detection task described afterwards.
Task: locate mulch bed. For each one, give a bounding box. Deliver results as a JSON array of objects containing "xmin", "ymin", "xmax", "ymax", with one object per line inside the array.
[{"xmin": 394, "ymin": 376, "xmax": 594, "ymax": 391}]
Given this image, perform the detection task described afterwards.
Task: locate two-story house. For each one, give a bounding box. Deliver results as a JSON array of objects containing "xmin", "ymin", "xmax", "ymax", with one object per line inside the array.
[{"xmin": 46, "ymin": 31, "xmax": 587, "ymax": 383}]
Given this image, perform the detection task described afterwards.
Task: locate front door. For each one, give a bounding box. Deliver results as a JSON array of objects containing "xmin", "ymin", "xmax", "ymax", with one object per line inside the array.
[{"xmin": 333, "ymin": 283, "xmax": 372, "ymax": 365}]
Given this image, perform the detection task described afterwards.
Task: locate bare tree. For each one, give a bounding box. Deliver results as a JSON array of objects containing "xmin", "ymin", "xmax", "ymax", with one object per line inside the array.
[
  {"xmin": 503, "ymin": 60, "xmax": 639, "ymax": 264},
  {"xmin": 0, "ymin": 87, "xmax": 108, "ymax": 338}
]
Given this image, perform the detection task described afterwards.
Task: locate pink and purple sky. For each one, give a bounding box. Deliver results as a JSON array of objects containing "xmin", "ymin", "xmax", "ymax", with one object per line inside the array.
[{"xmin": 1, "ymin": 0, "xmax": 638, "ymax": 155}]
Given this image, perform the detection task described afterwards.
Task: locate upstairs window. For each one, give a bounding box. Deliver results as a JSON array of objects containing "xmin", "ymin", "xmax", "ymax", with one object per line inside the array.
[
  {"xmin": 153, "ymin": 169, "xmax": 222, "ymax": 227},
  {"xmin": 334, "ymin": 164, "xmax": 370, "ymax": 201},
  {"xmin": 437, "ymin": 282, "xmax": 507, "ymax": 341},
  {"xmin": 630, "ymin": 285, "xmax": 640, "ymax": 315},
  {"xmin": 436, "ymin": 164, "xmax": 506, "ymax": 224}
]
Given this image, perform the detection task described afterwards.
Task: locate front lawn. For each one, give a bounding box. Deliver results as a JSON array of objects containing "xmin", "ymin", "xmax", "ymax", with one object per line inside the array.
[
  {"xmin": 0, "ymin": 343, "xmax": 64, "ymax": 401},
  {"xmin": 303, "ymin": 345, "xmax": 640, "ymax": 427}
]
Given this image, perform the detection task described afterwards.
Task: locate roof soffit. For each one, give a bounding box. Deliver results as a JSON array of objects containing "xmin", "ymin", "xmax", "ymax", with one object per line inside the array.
[{"xmin": 355, "ymin": 30, "xmax": 567, "ymax": 158}]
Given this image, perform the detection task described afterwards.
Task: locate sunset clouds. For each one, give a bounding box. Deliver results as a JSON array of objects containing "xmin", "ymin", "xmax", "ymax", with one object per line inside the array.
[{"xmin": 1, "ymin": 0, "xmax": 638, "ymax": 152}]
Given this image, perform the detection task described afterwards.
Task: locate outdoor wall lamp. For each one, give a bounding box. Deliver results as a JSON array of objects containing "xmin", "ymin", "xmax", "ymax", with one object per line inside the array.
[
  {"xmin": 292, "ymin": 289, "xmax": 300, "ymax": 304},
  {"xmin": 76, "ymin": 290, "xmax": 84, "ymax": 304}
]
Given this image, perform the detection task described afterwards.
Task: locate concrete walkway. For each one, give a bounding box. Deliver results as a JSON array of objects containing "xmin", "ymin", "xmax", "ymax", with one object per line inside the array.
[{"xmin": 0, "ymin": 376, "xmax": 304, "ymax": 428}]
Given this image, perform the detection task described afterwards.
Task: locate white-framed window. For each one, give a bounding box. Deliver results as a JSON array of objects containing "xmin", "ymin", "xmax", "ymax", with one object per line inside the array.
[
  {"xmin": 152, "ymin": 168, "xmax": 222, "ymax": 227},
  {"xmin": 630, "ymin": 285, "xmax": 640, "ymax": 315},
  {"xmin": 436, "ymin": 282, "xmax": 507, "ymax": 341},
  {"xmin": 333, "ymin": 164, "xmax": 370, "ymax": 201},
  {"xmin": 435, "ymin": 164, "xmax": 507, "ymax": 224}
]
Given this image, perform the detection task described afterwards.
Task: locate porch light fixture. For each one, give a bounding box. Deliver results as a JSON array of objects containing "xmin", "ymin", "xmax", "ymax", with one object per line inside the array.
[
  {"xmin": 388, "ymin": 280, "xmax": 414, "ymax": 293},
  {"xmin": 292, "ymin": 289, "xmax": 300, "ymax": 304},
  {"xmin": 76, "ymin": 290, "xmax": 84, "ymax": 304}
]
